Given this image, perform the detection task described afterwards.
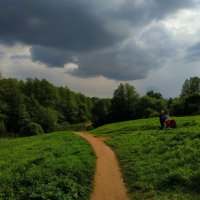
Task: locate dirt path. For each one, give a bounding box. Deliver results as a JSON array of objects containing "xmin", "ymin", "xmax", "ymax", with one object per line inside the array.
[{"xmin": 75, "ymin": 132, "xmax": 130, "ymax": 200}]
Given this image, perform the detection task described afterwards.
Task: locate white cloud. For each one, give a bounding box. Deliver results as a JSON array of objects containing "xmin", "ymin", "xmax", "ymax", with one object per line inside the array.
[{"xmin": 0, "ymin": 44, "xmax": 118, "ymax": 98}]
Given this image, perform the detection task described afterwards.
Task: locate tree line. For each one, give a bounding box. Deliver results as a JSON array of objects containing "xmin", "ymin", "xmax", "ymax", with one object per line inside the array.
[{"xmin": 0, "ymin": 76, "xmax": 200, "ymax": 137}]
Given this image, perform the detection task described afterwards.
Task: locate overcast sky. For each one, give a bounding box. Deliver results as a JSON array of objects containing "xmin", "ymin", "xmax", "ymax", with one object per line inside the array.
[{"xmin": 1, "ymin": 0, "xmax": 200, "ymax": 98}]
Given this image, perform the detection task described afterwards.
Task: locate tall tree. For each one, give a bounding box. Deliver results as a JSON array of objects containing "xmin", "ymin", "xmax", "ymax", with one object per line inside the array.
[
  {"xmin": 76, "ymin": 93, "xmax": 92, "ymax": 122},
  {"xmin": 0, "ymin": 78, "xmax": 29, "ymax": 132},
  {"xmin": 146, "ymin": 90, "xmax": 163, "ymax": 99},
  {"xmin": 22, "ymin": 78, "xmax": 59, "ymax": 108},
  {"xmin": 183, "ymin": 93, "xmax": 200, "ymax": 115},
  {"xmin": 137, "ymin": 95, "xmax": 166, "ymax": 118},
  {"xmin": 168, "ymin": 97, "xmax": 184, "ymax": 116},
  {"xmin": 110, "ymin": 83, "xmax": 139, "ymax": 122},
  {"xmin": 91, "ymin": 99, "xmax": 111, "ymax": 127},
  {"xmin": 181, "ymin": 76, "xmax": 200, "ymax": 97},
  {"xmin": 57, "ymin": 87, "xmax": 78, "ymax": 123},
  {"xmin": 36, "ymin": 106, "xmax": 58, "ymax": 133}
]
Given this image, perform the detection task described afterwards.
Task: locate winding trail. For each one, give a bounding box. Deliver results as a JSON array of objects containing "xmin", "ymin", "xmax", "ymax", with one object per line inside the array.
[{"xmin": 75, "ymin": 132, "xmax": 130, "ymax": 200}]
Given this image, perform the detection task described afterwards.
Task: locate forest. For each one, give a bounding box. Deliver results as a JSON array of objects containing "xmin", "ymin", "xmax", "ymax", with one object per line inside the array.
[{"xmin": 0, "ymin": 76, "xmax": 200, "ymax": 137}]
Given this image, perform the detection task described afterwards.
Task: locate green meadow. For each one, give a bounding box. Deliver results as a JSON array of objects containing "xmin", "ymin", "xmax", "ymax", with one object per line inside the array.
[
  {"xmin": 1, "ymin": 116, "xmax": 200, "ymax": 200},
  {"xmin": 91, "ymin": 116, "xmax": 200, "ymax": 199},
  {"xmin": 0, "ymin": 131, "xmax": 95, "ymax": 200}
]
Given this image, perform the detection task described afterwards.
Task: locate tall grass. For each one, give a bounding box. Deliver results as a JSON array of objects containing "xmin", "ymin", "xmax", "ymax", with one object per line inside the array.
[
  {"xmin": 91, "ymin": 116, "xmax": 200, "ymax": 199},
  {"xmin": 0, "ymin": 131, "xmax": 95, "ymax": 200}
]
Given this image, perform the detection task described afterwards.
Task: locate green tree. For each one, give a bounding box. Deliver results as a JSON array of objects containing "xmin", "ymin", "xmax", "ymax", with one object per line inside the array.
[
  {"xmin": 22, "ymin": 78, "xmax": 59, "ymax": 108},
  {"xmin": 0, "ymin": 100, "xmax": 9, "ymax": 135},
  {"xmin": 57, "ymin": 87, "xmax": 79, "ymax": 123},
  {"xmin": 137, "ymin": 95, "xmax": 166, "ymax": 118},
  {"xmin": 181, "ymin": 76, "xmax": 200, "ymax": 97},
  {"xmin": 180, "ymin": 77, "xmax": 200, "ymax": 115},
  {"xmin": 0, "ymin": 120, "xmax": 6, "ymax": 136},
  {"xmin": 0, "ymin": 78, "xmax": 30, "ymax": 132},
  {"xmin": 110, "ymin": 83, "xmax": 139, "ymax": 122},
  {"xmin": 91, "ymin": 99, "xmax": 111, "ymax": 127},
  {"xmin": 146, "ymin": 90, "xmax": 163, "ymax": 99},
  {"xmin": 168, "ymin": 97, "xmax": 184, "ymax": 116},
  {"xmin": 76, "ymin": 93, "xmax": 92, "ymax": 122},
  {"xmin": 182, "ymin": 93, "xmax": 200, "ymax": 115},
  {"xmin": 36, "ymin": 106, "xmax": 58, "ymax": 133},
  {"xmin": 77, "ymin": 103, "xmax": 91, "ymax": 122}
]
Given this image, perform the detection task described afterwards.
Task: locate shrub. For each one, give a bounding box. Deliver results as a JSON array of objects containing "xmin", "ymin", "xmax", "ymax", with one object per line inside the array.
[{"xmin": 19, "ymin": 122, "xmax": 44, "ymax": 137}]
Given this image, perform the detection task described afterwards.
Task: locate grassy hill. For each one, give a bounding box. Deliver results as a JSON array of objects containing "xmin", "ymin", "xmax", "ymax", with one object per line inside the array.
[
  {"xmin": 1, "ymin": 117, "xmax": 199, "ymax": 200},
  {"xmin": 90, "ymin": 116, "xmax": 200, "ymax": 199},
  {"xmin": 0, "ymin": 131, "xmax": 95, "ymax": 200}
]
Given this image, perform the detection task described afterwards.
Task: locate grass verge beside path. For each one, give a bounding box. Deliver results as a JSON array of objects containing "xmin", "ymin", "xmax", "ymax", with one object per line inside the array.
[
  {"xmin": 0, "ymin": 131, "xmax": 95, "ymax": 200},
  {"xmin": 90, "ymin": 116, "xmax": 200, "ymax": 199}
]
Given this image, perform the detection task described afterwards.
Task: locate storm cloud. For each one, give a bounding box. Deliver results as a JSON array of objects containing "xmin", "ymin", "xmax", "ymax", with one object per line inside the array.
[
  {"xmin": 0, "ymin": 0, "xmax": 199, "ymax": 80},
  {"xmin": 186, "ymin": 41, "xmax": 200, "ymax": 62},
  {"xmin": 0, "ymin": 0, "xmax": 119, "ymax": 51}
]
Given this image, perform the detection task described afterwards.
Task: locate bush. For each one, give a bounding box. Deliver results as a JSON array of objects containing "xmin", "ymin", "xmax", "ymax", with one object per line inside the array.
[{"xmin": 19, "ymin": 122, "xmax": 44, "ymax": 137}]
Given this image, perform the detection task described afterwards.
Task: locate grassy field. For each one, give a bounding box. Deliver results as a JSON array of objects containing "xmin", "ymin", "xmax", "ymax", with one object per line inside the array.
[
  {"xmin": 90, "ymin": 116, "xmax": 200, "ymax": 199},
  {"xmin": 0, "ymin": 131, "xmax": 95, "ymax": 200}
]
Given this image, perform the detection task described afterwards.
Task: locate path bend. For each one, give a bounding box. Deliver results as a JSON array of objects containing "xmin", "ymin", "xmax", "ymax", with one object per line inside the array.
[{"xmin": 75, "ymin": 132, "xmax": 130, "ymax": 200}]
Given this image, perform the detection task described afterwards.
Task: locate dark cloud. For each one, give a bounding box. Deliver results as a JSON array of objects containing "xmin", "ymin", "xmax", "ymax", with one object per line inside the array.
[
  {"xmin": 186, "ymin": 42, "xmax": 200, "ymax": 62},
  {"xmin": 30, "ymin": 45, "xmax": 73, "ymax": 67},
  {"xmin": 70, "ymin": 24, "xmax": 177, "ymax": 81},
  {"xmin": 70, "ymin": 46, "xmax": 155, "ymax": 81},
  {"xmin": 108, "ymin": 0, "xmax": 197, "ymax": 26},
  {"xmin": 150, "ymin": 0, "xmax": 197, "ymax": 19},
  {"xmin": 0, "ymin": 0, "xmax": 118, "ymax": 52},
  {"xmin": 0, "ymin": 0, "xmax": 199, "ymax": 80}
]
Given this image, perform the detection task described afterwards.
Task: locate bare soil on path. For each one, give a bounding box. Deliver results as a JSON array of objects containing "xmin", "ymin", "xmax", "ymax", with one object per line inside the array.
[{"xmin": 75, "ymin": 132, "xmax": 130, "ymax": 200}]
